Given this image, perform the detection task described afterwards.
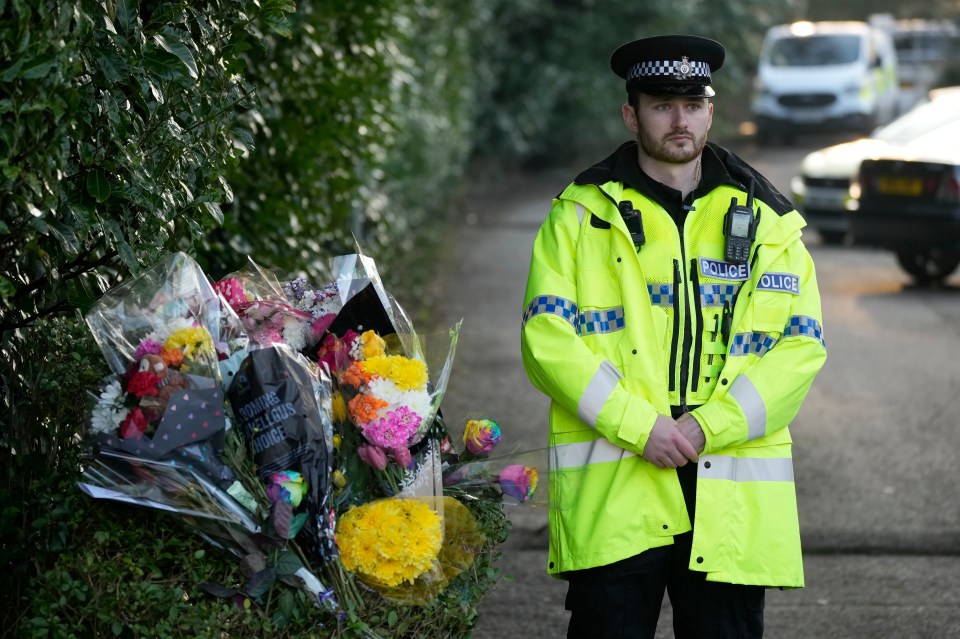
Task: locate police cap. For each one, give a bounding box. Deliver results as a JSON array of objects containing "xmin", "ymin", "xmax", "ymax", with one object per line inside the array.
[{"xmin": 610, "ymin": 34, "xmax": 725, "ymax": 98}]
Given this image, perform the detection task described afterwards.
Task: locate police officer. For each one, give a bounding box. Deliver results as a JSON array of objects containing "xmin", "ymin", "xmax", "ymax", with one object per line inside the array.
[{"xmin": 520, "ymin": 35, "xmax": 827, "ymax": 638}]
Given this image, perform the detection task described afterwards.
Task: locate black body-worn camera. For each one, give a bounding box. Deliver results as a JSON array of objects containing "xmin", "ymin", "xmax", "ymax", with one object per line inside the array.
[{"xmin": 619, "ymin": 200, "xmax": 646, "ymax": 249}]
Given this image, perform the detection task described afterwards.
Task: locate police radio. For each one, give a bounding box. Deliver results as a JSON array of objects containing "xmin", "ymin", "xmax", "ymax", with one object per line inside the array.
[{"xmin": 724, "ymin": 179, "xmax": 757, "ymax": 264}]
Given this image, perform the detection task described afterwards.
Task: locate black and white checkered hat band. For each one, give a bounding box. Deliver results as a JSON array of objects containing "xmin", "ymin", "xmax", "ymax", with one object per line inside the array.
[{"xmin": 627, "ymin": 59, "xmax": 711, "ymax": 82}]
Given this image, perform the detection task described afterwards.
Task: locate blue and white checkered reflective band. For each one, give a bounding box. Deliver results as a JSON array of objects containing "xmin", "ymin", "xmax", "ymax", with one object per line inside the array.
[
  {"xmin": 729, "ymin": 332, "xmax": 777, "ymax": 357},
  {"xmin": 783, "ymin": 315, "xmax": 825, "ymax": 347},
  {"xmin": 578, "ymin": 306, "xmax": 626, "ymax": 336},
  {"xmin": 647, "ymin": 284, "xmax": 674, "ymax": 307},
  {"xmin": 523, "ymin": 295, "xmax": 578, "ymax": 329},
  {"xmin": 627, "ymin": 59, "xmax": 712, "ymax": 82},
  {"xmin": 700, "ymin": 283, "xmax": 739, "ymax": 307}
]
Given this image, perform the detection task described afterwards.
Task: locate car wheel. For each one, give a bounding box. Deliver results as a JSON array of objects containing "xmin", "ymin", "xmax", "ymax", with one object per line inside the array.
[{"xmin": 895, "ymin": 249, "xmax": 960, "ymax": 284}]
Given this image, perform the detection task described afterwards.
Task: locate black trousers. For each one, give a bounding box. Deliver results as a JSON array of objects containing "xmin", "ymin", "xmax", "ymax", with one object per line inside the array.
[{"xmin": 564, "ymin": 464, "xmax": 765, "ymax": 639}]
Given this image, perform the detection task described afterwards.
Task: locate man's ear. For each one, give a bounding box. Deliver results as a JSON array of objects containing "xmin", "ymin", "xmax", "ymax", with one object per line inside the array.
[{"xmin": 622, "ymin": 103, "xmax": 639, "ymax": 135}]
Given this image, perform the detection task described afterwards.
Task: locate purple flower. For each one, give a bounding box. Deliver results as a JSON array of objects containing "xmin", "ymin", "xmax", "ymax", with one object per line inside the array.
[
  {"xmin": 391, "ymin": 446, "xmax": 412, "ymax": 468},
  {"xmin": 361, "ymin": 407, "xmax": 421, "ymax": 449},
  {"xmin": 463, "ymin": 418, "xmax": 502, "ymax": 456},
  {"xmin": 357, "ymin": 443, "xmax": 388, "ymax": 470},
  {"xmin": 133, "ymin": 339, "xmax": 163, "ymax": 360},
  {"xmin": 499, "ymin": 465, "xmax": 538, "ymax": 503}
]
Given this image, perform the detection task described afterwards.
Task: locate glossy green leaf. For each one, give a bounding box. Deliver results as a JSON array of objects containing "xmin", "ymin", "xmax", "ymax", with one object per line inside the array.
[
  {"xmin": 273, "ymin": 550, "xmax": 302, "ymax": 576},
  {"xmin": 246, "ymin": 567, "xmax": 276, "ymax": 599},
  {"xmin": 143, "ymin": 47, "xmax": 187, "ymax": 81},
  {"xmin": 20, "ymin": 52, "xmax": 57, "ymax": 80},
  {"xmin": 153, "ymin": 33, "xmax": 198, "ymax": 79},
  {"xmin": 287, "ymin": 512, "xmax": 307, "ymax": 539},
  {"xmin": 114, "ymin": 0, "xmax": 137, "ymax": 35},
  {"xmin": 85, "ymin": 170, "xmax": 110, "ymax": 202}
]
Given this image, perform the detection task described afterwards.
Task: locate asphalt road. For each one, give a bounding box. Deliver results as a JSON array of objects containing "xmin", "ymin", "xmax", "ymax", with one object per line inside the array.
[{"xmin": 431, "ymin": 136, "xmax": 960, "ymax": 639}]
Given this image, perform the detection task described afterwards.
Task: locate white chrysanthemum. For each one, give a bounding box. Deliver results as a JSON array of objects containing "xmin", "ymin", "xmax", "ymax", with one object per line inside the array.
[
  {"xmin": 283, "ymin": 316, "xmax": 308, "ymax": 351},
  {"xmin": 367, "ymin": 377, "xmax": 432, "ymax": 420},
  {"xmin": 404, "ymin": 388, "xmax": 433, "ymax": 423},
  {"xmin": 367, "ymin": 376, "xmax": 403, "ymax": 409},
  {"xmin": 90, "ymin": 379, "xmax": 128, "ymax": 435}
]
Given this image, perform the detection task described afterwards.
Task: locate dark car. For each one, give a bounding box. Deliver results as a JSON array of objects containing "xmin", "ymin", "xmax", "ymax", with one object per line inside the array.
[
  {"xmin": 850, "ymin": 118, "xmax": 960, "ymax": 283},
  {"xmin": 792, "ymin": 87, "xmax": 960, "ymax": 245}
]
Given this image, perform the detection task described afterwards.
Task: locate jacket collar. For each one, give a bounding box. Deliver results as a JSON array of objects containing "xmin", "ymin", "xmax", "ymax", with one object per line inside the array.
[
  {"xmin": 571, "ymin": 140, "xmax": 796, "ymax": 219},
  {"xmin": 573, "ymin": 141, "xmax": 738, "ymax": 201}
]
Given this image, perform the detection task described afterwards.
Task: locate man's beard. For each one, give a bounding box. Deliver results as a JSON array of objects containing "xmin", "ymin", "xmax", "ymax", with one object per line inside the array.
[{"xmin": 638, "ymin": 128, "xmax": 707, "ymax": 164}]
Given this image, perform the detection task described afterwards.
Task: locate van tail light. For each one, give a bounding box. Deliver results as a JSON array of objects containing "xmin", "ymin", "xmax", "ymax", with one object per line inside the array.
[{"xmin": 937, "ymin": 170, "xmax": 960, "ymax": 204}]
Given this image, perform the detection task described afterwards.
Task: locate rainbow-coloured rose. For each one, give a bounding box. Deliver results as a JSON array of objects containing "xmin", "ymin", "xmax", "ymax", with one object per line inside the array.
[
  {"xmin": 463, "ymin": 418, "xmax": 502, "ymax": 456},
  {"xmin": 499, "ymin": 465, "xmax": 538, "ymax": 503},
  {"xmin": 265, "ymin": 470, "xmax": 307, "ymax": 507}
]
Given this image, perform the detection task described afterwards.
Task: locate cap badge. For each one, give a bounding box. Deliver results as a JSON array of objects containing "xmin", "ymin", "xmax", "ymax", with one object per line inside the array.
[{"xmin": 674, "ymin": 56, "xmax": 692, "ymax": 80}]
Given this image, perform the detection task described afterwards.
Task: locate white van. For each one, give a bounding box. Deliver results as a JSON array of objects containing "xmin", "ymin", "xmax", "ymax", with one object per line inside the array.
[
  {"xmin": 751, "ymin": 21, "xmax": 899, "ymax": 142},
  {"xmin": 891, "ymin": 19, "xmax": 960, "ymax": 112}
]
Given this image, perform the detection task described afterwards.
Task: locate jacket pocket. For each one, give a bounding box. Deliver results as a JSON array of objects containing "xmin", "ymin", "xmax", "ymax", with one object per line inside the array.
[
  {"xmin": 751, "ymin": 291, "xmax": 790, "ymax": 336},
  {"xmin": 577, "ymin": 268, "xmax": 621, "ymax": 310}
]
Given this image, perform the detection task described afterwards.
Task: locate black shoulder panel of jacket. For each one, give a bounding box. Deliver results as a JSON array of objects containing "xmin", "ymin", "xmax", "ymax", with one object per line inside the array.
[
  {"xmin": 562, "ymin": 142, "xmax": 634, "ymax": 195},
  {"xmin": 708, "ymin": 143, "xmax": 795, "ymax": 217}
]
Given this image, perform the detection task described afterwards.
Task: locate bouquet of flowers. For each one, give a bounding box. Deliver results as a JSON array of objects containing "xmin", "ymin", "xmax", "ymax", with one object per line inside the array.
[
  {"xmin": 226, "ymin": 344, "xmax": 338, "ymax": 567},
  {"xmin": 335, "ymin": 495, "xmax": 485, "ymax": 605},
  {"xmin": 77, "ymin": 249, "xmax": 546, "ymax": 633},
  {"xmin": 214, "ymin": 257, "xmax": 339, "ymax": 352},
  {"xmin": 321, "ymin": 326, "xmax": 458, "ymax": 499},
  {"xmin": 79, "ymin": 252, "xmax": 349, "ymax": 613},
  {"xmin": 83, "ymin": 252, "xmax": 245, "ymax": 492}
]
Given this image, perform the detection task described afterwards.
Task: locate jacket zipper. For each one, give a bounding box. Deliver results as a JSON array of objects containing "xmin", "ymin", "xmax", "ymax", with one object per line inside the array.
[
  {"xmin": 678, "ymin": 276, "xmax": 691, "ymax": 412},
  {"xmin": 689, "ymin": 258, "xmax": 703, "ymax": 394},
  {"xmin": 668, "ymin": 258, "xmax": 681, "ymax": 392},
  {"xmin": 677, "ymin": 222, "xmax": 691, "ymax": 412}
]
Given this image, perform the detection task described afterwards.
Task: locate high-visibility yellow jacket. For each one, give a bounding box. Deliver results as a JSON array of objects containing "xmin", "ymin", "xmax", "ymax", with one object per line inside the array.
[{"xmin": 521, "ymin": 142, "xmax": 827, "ymax": 588}]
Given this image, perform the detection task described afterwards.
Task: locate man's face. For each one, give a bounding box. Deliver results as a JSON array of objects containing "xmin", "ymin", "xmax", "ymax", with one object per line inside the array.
[{"xmin": 622, "ymin": 94, "xmax": 713, "ymax": 164}]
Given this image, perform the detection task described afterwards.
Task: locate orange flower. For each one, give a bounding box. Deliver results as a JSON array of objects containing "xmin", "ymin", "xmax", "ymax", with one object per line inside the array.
[
  {"xmin": 349, "ymin": 394, "xmax": 388, "ymax": 424},
  {"xmin": 341, "ymin": 361, "xmax": 372, "ymax": 388},
  {"xmin": 160, "ymin": 347, "xmax": 184, "ymax": 369}
]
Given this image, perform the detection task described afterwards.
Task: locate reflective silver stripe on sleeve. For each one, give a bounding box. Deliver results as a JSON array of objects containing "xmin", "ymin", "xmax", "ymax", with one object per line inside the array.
[
  {"xmin": 729, "ymin": 375, "xmax": 766, "ymax": 441},
  {"xmin": 698, "ymin": 455, "xmax": 794, "ymax": 482},
  {"xmin": 551, "ymin": 438, "xmax": 636, "ymax": 470},
  {"xmin": 577, "ymin": 360, "xmax": 624, "ymax": 428}
]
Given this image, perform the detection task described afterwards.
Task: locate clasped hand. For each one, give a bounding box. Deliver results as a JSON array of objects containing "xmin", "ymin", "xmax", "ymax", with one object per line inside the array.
[{"xmin": 641, "ymin": 413, "xmax": 705, "ymax": 469}]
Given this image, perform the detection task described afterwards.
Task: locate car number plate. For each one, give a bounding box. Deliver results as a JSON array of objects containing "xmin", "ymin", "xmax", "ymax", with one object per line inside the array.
[
  {"xmin": 804, "ymin": 194, "xmax": 844, "ymax": 210},
  {"xmin": 791, "ymin": 110, "xmax": 824, "ymax": 123},
  {"xmin": 877, "ymin": 176, "xmax": 922, "ymax": 196}
]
